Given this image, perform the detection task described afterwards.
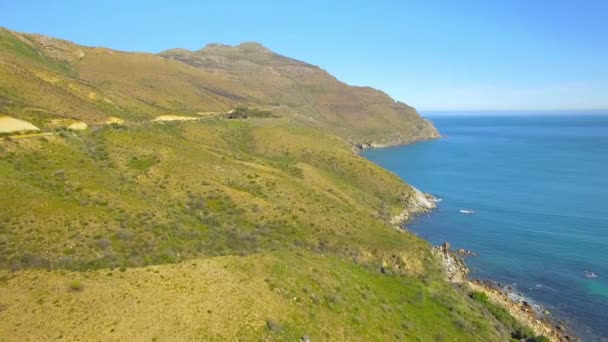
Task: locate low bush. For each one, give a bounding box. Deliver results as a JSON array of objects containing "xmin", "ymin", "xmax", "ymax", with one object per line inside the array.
[
  {"xmin": 68, "ymin": 281, "xmax": 83, "ymax": 292},
  {"xmin": 469, "ymin": 291, "xmax": 489, "ymax": 304}
]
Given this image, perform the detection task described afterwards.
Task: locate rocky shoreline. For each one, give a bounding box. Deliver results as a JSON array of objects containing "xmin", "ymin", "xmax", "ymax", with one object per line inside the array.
[
  {"xmin": 363, "ymin": 137, "xmax": 578, "ymax": 341},
  {"xmin": 353, "ymin": 132, "xmax": 441, "ymax": 152},
  {"xmin": 433, "ymin": 243, "xmax": 578, "ymax": 342}
]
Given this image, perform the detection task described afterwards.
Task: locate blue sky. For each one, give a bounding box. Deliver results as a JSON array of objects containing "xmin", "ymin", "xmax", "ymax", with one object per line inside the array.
[{"xmin": 2, "ymin": 0, "xmax": 607, "ymax": 111}]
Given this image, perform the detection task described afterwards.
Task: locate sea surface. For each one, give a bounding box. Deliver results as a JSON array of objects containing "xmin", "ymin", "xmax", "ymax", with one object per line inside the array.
[{"xmin": 362, "ymin": 113, "xmax": 608, "ymax": 340}]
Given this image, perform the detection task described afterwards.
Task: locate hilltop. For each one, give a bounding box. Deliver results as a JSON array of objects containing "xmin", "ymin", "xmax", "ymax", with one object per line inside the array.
[{"xmin": 0, "ymin": 27, "xmax": 550, "ymax": 341}]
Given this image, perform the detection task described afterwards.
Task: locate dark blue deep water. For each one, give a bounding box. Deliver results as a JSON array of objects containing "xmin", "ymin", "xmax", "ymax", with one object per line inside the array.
[{"xmin": 362, "ymin": 113, "xmax": 608, "ymax": 340}]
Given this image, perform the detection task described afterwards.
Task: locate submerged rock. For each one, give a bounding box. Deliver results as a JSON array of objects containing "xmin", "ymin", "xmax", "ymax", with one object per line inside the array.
[{"xmin": 456, "ymin": 248, "xmax": 477, "ymax": 257}]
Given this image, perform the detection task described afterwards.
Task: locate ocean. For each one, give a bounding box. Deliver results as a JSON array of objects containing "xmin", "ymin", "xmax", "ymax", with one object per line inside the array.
[{"xmin": 361, "ymin": 113, "xmax": 608, "ymax": 340}]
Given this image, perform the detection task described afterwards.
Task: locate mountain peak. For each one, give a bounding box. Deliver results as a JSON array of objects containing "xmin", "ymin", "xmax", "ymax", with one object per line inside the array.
[
  {"xmin": 236, "ymin": 42, "xmax": 271, "ymax": 52},
  {"xmin": 198, "ymin": 42, "xmax": 272, "ymax": 55}
]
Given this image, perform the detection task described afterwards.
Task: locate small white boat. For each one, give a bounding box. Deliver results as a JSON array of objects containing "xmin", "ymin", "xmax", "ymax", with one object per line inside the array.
[{"xmin": 459, "ymin": 209, "xmax": 474, "ymax": 214}]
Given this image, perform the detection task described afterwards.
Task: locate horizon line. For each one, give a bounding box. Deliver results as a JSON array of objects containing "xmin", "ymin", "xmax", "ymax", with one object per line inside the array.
[{"xmin": 418, "ymin": 108, "xmax": 608, "ymax": 113}]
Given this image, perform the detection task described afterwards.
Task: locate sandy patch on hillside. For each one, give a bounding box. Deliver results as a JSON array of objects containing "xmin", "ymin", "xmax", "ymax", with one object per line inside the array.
[
  {"xmin": 68, "ymin": 121, "xmax": 88, "ymax": 130},
  {"xmin": 0, "ymin": 116, "xmax": 40, "ymax": 133},
  {"xmin": 104, "ymin": 117, "xmax": 124, "ymax": 125},
  {"xmin": 153, "ymin": 115, "xmax": 199, "ymax": 122}
]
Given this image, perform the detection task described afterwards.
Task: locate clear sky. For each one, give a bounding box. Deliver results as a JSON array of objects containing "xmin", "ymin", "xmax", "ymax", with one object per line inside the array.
[{"xmin": 2, "ymin": 0, "xmax": 607, "ymax": 111}]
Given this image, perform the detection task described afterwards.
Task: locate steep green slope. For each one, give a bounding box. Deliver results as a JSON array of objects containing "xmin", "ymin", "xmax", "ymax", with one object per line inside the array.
[
  {"xmin": 0, "ymin": 119, "xmax": 430, "ymax": 272},
  {"xmin": 0, "ymin": 119, "xmax": 513, "ymax": 341}
]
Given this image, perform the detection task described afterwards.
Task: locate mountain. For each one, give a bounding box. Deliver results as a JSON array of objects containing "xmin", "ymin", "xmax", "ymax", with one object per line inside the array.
[
  {"xmin": 160, "ymin": 42, "xmax": 438, "ymax": 145},
  {"xmin": 0, "ymin": 27, "xmax": 437, "ymax": 145},
  {"xmin": 0, "ymin": 27, "xmax": 546, "ymax": 342}
]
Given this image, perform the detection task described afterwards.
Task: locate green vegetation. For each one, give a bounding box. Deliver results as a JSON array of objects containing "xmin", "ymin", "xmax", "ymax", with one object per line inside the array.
[
  {"xmin": 0, "ymin": 26, "xmax": 540, "ymax": 341},
  {"xmin": 0, "ymin": 30, "xmax": 72, "ymax": 74},
  {"xmin": 0, "ymin": 120, "xmax": 425, "ymax": 272},
  {"xmin": 0, "ymin": 118, "xmax": 536, "ymax": 340},
  {"xmin": 127, "ymin": 155, "xmax": 158, "ymax": 172},
  {"xmin": 1, "ymin": 251, "xmax": 511, "ymax": 341}
]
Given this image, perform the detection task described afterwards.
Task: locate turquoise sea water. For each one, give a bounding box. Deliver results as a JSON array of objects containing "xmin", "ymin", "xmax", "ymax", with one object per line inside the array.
[{"xmin": 362, "ymin": 113, "xmax": 608, "ymax": 340}]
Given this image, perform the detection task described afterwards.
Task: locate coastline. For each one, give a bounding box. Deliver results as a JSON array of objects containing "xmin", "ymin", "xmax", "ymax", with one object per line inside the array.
[
  {"xmin": 352, "ymin": 129, "xmax": 441, "ymax": 153},
  {"xmin": 469, "ymin": 280, "xmax": 574, "ymax": 342},
  {"xmin": 360, "ymin": 137, "xmax": 578, "ymax": 342},
  {"xmin": 433, "ymin": 244, "xmax": 577, "ymax": 342},
  {"xmin": 392, "ymin": 186, "xmax": 577, "ymax": 341}
]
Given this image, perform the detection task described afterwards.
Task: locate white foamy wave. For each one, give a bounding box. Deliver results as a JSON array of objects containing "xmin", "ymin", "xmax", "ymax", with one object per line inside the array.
[{"xmin": 584, "ymin": 271, "xmax": 599, "ymax": 279}]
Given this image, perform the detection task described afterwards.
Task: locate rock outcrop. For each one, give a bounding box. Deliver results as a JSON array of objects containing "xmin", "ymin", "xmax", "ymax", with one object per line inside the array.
[
  {"xmin": 433, "ymin": 242, "xmax": 469, "ymax": 282},
  {"xmin": 390, "ymin": 186, "xmax": 437, "ymax": 226}
]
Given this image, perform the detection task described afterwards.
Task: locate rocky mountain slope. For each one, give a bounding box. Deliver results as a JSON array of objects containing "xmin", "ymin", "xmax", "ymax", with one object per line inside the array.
[{"xmin": 160, "ymin": 42, "xmax": 439, "ymax": 145}]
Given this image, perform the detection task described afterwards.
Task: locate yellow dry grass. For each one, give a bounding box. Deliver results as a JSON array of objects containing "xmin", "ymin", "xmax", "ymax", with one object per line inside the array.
[{"xmin": 0, "ymin": 254, "xmax": 287, "ymax": 341}]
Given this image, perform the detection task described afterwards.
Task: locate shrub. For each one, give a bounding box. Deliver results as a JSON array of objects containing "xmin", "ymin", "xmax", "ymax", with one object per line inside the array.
[
  {"xmin": 96, "ymin": 237, "xmax": 112, "ymax": 250},
  {"xmin": 68, "ymin": 281, "xmax": 83, "ymax": 292},
  {"xmin": 469, "ymin": 291, "xmax": 489, "ymax": 304}
]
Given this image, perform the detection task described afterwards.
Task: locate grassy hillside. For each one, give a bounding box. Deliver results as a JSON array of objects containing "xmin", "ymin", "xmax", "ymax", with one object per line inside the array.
[
  {"xmin": 0, "ymin": 27, "xmax": 540, "ymax": 341},
  {"xmin": 0, "ymin": 28, "xmax": 243, "ymax": 127},
  {"xmin": 0, "ymin": 119, "xmax": 430, "ymax": 272},
  {"xmin": 0, "ymin": 251, "xmax": 510, "ymax": 341},
  {"xmin": 0, "ymin": 118, "xmax": 538, "ymax": 341}
]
